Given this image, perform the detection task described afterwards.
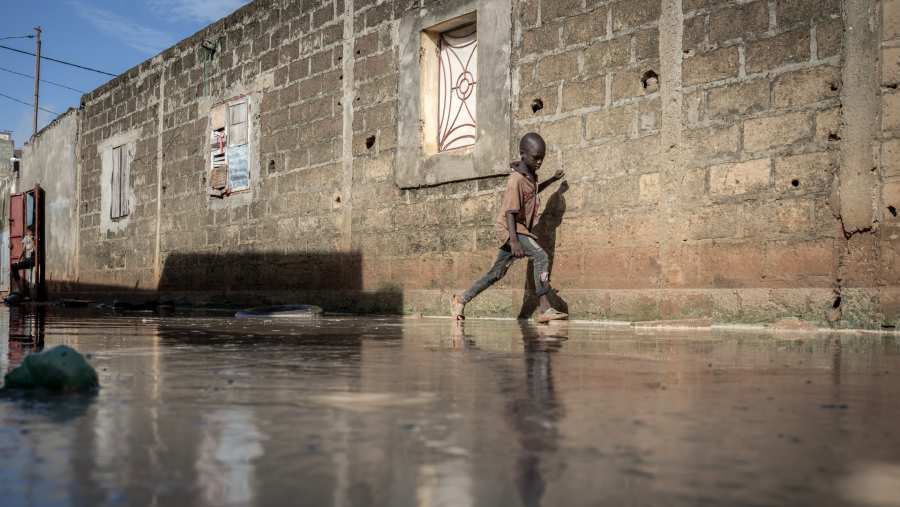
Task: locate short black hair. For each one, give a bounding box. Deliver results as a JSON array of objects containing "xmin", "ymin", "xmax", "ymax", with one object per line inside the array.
[{"xmin": 519, "ymin": 132, "xmax": 546, "ymax": 154}]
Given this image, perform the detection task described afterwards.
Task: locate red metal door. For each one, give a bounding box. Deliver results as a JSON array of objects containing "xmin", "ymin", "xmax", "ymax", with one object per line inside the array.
[{"xmin": 9, "ymin": 192, "xmax": 25, "ymax": 265}]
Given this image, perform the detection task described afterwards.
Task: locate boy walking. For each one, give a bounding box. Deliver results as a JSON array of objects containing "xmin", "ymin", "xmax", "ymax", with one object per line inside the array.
[{"xmin": 452, "ymin": 133, "xmax": 568, "ymax": 323}]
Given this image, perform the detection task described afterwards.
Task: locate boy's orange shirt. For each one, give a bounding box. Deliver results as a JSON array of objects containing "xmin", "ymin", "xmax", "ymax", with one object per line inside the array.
[{"xmin": 493, "ymin": 169, "xmax": 540, "ymax": 245}]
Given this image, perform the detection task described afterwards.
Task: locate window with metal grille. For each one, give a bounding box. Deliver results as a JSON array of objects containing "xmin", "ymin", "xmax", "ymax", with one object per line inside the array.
[
  {"xmin": 437, "ymin": 23, "xmax": 477, "ymax": 152},
  {"xmin": 110, "ymin": 144, "xmax": 130, "ymax": 219}
]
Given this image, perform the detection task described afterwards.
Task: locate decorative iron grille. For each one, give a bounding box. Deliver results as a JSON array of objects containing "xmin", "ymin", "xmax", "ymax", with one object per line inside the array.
[{"xmin": 438, "ymin": 23, "xmax": 477, "ymax": 152}]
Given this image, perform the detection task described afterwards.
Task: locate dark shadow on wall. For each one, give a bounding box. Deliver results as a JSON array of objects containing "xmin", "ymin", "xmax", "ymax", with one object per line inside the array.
[
  {"xmin": 518, "ymin": 181, "xmax": 570, "ymax": 319},
  {"xmin": 50, "ymin": 251, "xmax": 403, "ymax": 315},
  {"xmin": 158, "ymin": 251, "xmax": 403, "ymax": 314}
]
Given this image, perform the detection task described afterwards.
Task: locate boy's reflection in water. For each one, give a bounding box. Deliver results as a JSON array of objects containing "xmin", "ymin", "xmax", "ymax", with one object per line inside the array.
[
  {"xmin": 7, "ymin": 307, "xmax": 46, "ymax": 368},
  {"xmin": 449, "ymin": 320, "xmax": 566, "ymax": 507}
]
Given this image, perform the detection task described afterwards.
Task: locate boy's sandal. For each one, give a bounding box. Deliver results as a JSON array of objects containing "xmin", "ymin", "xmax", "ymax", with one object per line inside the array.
[
  {"xmin": 451, "ymin": 295, "xmax": 466, "ymax": 320},
  {"xmin": 537, "ymin": 308, "xmax": 568, "ymax": 323}
]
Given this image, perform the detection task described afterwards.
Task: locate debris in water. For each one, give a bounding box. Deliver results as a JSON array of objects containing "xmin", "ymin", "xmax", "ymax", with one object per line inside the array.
[
  {"xmin": 235, "ymin": 304, "xmax": 323, "ymax": 319},
  {"xmin": 3, "ymin": 345, "xmax": 99, "ymax": 392}
]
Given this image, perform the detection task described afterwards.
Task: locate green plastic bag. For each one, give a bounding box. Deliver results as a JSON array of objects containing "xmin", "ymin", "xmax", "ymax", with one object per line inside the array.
[{"xmin": 3, "ymin": 345, "xmax": 99, "ymax": 392}]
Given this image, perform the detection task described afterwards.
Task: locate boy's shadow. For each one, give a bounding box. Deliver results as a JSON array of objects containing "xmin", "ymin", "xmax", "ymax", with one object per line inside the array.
[{"xmin": 518, "ymin": 181, "xmax": 569, "ymax": 319}]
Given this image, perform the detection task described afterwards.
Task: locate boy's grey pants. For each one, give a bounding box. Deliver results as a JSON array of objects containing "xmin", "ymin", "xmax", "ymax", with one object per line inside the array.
[{"xmin": 461, "ymin": 234, "xmax": 551, "ymax": 304}]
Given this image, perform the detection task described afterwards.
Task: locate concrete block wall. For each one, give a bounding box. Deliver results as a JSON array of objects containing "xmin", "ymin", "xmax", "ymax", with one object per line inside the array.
[{"xmin": 71, "ymin": 0, "xmax": 897, "ymax": 327}]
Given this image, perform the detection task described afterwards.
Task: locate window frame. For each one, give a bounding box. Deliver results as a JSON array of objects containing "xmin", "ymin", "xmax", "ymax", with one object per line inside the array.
[
  {"xmin": 396, "ymin": 0, "xmax": 512, "ymax": 189},
  {"xmin": 110, "ymin": 143, "xmax": 130, "ymax": 220},
  {"xmin": 208, "ymin": 95, "xmax": 252, "ymax": 197}
]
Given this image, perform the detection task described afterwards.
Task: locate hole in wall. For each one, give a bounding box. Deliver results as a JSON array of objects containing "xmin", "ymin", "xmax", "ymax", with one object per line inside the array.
[
  {"xmin": 641, "ymin": 70, "xmax": 659, "ymax": 89},
  {"xmin": 828, "ymin": 133, "xmax": 841, "ymax": 141},
  {"xmin": 832, "ymin": 296, "xmax": 842, "ymax": 309},
  {"xmin": 356, "ymin": 49, "xmax": 360, "ymax": 55},
  {"xmin": 889, "ymin": 205, "xmax": 897, "ymax": 217},
  {"xmin": 829, "ymin": 82, "xmax": 839, "ymax": 92},
  {"xmin": 531, "ymin": 98, "xmax": 544, "ymax": 113},
  {"xmin": 269, "ymin": 159, "xmax": 276, "ymax": 173},
  {"xmin": 791, "ymin": 179, "xmax": 800, "ymax": 187},
  {"xmin": 339, "ymin": 74, "xmax": 343, "ymax": 80},
  {"xmin": 365, "ymin": 135, "xmax": 376, "ymax": 149}
]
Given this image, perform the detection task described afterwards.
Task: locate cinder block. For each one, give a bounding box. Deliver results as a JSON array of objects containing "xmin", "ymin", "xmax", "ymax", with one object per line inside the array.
[
  {"xmin": 683, "ymin": 47, "xmax": 740, "ymax": 86},
  {"xmin": 522, "ymin": 23, "xmax": 560, "ymax": 54},
  {"xmin": 611, "ymin": 0, "xmax": 661, "ymax": 33},
  {"xmin": 764, "ymin": 240, "xmax": 835, "ymax": 285},
  {"xmin": 815, "ymin": 107, "xmax": 841, "ymax": 143},
  {"xmin": 609, "ymin": 210, "xmax": 660, "ymax": 247},
  {"xmin": 708, "ymin": 0, "xmax": 769, "ymax": 44},
  {"xmin": 542, "ymin": 0, "xmax": 583, "ymax": 20},
  {"xmin": 585, "ymin": 105, "xmax": 635, "ymax": 139},
  {"xmin": 773, "ymin": 151, "xmax": 836, "ymax": 194},
  {"xmin": 743, "ymin": 111, "xmax": 812, "ymax": 152},
  {"xmin": 638, "ymin": 97, "xmax": 661, "ymax": 133},
  {"xmin": 773, "ymin": 65, "xmax": 841, "ymax": 108},
  {"xmin": 709, "ymin": 158, "xmax": 771, "ymax": 196},
  {"xmin": 777, "ymin": 0, "xmax": 840, "ymax": 27},
  {"xmin": 884, "ymin": 92, "xmax": 900, "ymax": 131},
  {"xmin": 816, "ymin": 17, "xmax": 843, "ymax": 58},
  {"xmin": 885, "ymin": 47, "xmax": 900, "ymax": 87},
  {"xmin": 707, "ymin": 79, "xmax": 770, "ymax": 119},
  {"xmin": 840, "ymin": 233, "xmax": 879, "ymax": 287},
  {"xmin": 518, "ymin": 84, "xmax": 559, "ymax": 117},
  {"xmin": 639, "ymin": 173, "xmax": 660, "ymax": 202},
  {"xmin": 561, "ymin": 76, "xmax": 606, "ymax": 111},
  {"xmin": 518, "ymin": 61, "xmax": 538, "ymax": 91},
  {"xmin": 883, "ymin": 139, "xmax": 900, "ymax": 179},
  {"xmin": 745, "ymin": 29, "xmax": 811, "ymax": 73},
  {"xmin": 611, "ymin": 67, "xmax": 652, "ymax": 101},
  {"xmin": 683, "ymin": 124, "xmax": 741, "ymax": 162},
  {"xmin": 563, "ymin": 8, "xmax": 608, "ymax": 46},
  {"xmin": 536, "ymin": 50, "xmax": 581, "ymax": 83},
  {"xmin": 883, "ymin": 181, "xmax": 900, "ymax": 222},
  {"xmin": 885, "ymin": 0, "xmax": 900, "ymax": 41},
  {"xmin": 683, "ymin": 14, "xmax": 707, "ymax": 51},
  {"xmin": 583, "ymin": 38, "xmax": 631, "ymax": 74},
  {"xmin": 540, "ymin": 116, "xmax": 583, "ymax": 147},
  {"xmin": 677, "ymin": 203, "xmax": 742, "ymax": 241},
  {"xmin": 635, "ymin": 29, "xmax": 659, "ymax": 62},
  {"xmin": 770, "ymin": 198, "xmax": 817, "ymax": 236}
]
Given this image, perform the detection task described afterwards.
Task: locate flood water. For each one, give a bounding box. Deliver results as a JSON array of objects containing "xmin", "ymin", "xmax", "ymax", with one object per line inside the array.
[{"xmin": 1, "ymin": 307, "xmax": 899, "ymax": 507}]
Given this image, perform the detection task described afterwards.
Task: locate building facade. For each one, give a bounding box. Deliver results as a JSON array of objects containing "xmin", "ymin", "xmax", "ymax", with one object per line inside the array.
[
  {"xmin": 17, "ymin": 109, "xmax": 80, "ymax": 292},
  {"xmin": 28, "ymin": 0, "xmax": 900, "ymax": 326}
]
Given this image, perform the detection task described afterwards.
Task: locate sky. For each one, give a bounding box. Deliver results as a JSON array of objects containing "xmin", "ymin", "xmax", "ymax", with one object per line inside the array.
[{"xmin": 1, "ymin": 0, "xmax": 250, "ymax": 149}]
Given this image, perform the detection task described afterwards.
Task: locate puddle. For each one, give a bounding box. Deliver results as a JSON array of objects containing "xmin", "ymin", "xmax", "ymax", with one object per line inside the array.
[{"xmin": 1, "ymin": 307, "xmax": 899, "ymax": 506}]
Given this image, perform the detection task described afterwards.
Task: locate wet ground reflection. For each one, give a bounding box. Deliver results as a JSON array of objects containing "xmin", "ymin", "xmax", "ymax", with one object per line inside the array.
[{"xmin": 1, "ymin": 308, "xmax": 899, "ymax": 506}]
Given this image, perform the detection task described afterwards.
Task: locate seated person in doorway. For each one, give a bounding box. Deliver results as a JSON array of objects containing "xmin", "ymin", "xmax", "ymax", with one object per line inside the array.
[
  {"xmin": 11, "ymin": 226, "xmax": 35, "ymax": 296},
  {"xmin": 452, "ymin": 133, "xmax": 568, "ymax": 323}
]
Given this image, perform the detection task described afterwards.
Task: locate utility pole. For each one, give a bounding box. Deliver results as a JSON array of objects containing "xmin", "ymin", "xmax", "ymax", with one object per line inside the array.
[{"xmin": 32, "ymin": 26, "xmax": 41, "ymax": 136}]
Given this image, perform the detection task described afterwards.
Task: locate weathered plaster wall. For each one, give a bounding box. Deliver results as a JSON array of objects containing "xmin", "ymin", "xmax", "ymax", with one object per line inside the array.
[
  {"xmin": 71, "ymin": 0, "xmax": 896, "ymax": 327},
  {"xmin": 0, "ymin": 133, "xmax": 13, "ymax": 175},
  {"xmin": 19, "ymin": 109, "xmax": 80, "ymax": 291}
]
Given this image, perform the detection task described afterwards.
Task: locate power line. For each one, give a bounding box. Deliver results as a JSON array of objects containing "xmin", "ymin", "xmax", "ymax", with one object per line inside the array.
[
  {"xmin": 0, "ymin": 35, "xmax": 34, "ymax": 41},
  {"xmin": 0, "ymin": 91, "xmax": 61, "ymax": 115},
  {"xmin": 0, "ymin": 44, "xmax": 117, "ymax": 77},
  {"xmin": 0, "ymin": 66, "xmax": 85, "ymax": 93}
]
